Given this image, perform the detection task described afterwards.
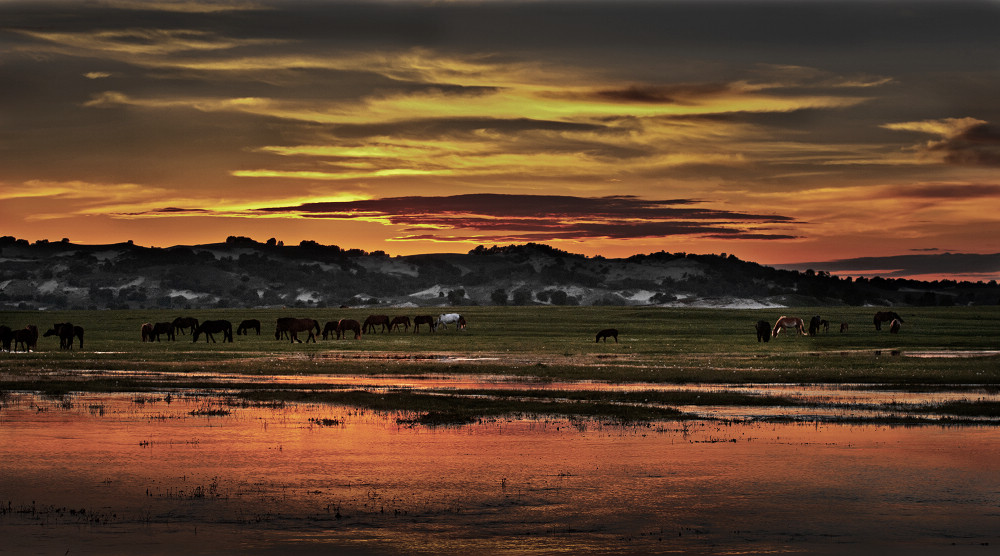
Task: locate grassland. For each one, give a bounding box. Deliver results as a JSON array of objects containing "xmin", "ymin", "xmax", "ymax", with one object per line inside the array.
[{"xmin": 2, "ymin": 306, "xmax": 999, "ymax": 423}]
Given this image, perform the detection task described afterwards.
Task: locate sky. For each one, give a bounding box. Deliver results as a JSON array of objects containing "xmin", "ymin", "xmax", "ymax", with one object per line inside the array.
[{"xmin": 2, "ymin": 0, "xmax": 999, "ymax": 281}]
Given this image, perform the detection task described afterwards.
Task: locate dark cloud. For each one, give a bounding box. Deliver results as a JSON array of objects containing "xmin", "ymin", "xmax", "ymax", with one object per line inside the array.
[
  {"xmin": 886, "ymin": 183, "xmax": 1000, "ymax": 200},
  {"xmin": 929, "ymin": 123, "xmax": 1000, "ymax": 166}
]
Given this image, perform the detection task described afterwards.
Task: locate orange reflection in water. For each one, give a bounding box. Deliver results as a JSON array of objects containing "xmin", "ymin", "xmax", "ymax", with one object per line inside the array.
[{"xmin": 2, "ymin": 392, "xmax": 999, "ymax": 555}]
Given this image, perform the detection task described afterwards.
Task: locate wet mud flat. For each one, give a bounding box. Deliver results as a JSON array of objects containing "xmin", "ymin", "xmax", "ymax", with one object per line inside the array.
[{"xmin": 2, "ymin": 390, "xmax": 999, "ymax": 555}]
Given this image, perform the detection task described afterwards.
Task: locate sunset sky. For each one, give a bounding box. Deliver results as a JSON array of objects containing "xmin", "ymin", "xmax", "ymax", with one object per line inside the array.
[{"xmin": 2, "ymin": 0, "xmax": 999, "ymax": 280}]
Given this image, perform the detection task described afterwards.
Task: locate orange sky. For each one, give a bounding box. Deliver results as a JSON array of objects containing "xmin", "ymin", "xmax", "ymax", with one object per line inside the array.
[{"xmin": 2, "ymin": 1, "xmax": 999, "ymax": 280}]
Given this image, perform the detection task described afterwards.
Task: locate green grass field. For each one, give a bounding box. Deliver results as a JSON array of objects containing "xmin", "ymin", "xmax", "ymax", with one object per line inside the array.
[{"xmin": 2, "ymin": 306, "xmax": 999, "ymax": 384}]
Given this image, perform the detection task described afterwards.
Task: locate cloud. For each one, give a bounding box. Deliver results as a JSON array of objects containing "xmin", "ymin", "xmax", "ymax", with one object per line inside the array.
[
  {"xmin": 884, "ymin": 117, "xmax": 1000, "ymax": 166},
  {"xmin": 778, "ymin": 252, "xmax": 1000, "ymax": 280}
]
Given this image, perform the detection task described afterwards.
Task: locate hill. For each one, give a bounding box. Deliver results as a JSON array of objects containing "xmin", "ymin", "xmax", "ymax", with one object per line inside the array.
[{"xmin": 1, "ymin": 236, "xmax": 997, "ymax": 311}]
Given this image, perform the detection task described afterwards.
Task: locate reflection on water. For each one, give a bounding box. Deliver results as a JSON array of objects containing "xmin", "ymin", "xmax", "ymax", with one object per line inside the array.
[{"xmin": 2, "ymin": 391, "xmax": 999, "ymax": 555}]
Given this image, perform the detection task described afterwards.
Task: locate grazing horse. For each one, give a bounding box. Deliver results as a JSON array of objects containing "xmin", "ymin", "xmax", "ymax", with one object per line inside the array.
[
  {"xmin": 840, "ymin": 322, "xmax": 849, "ymax": 333},
  {"xmin": 755, "ymin": 320, "xmax": 771, "ymax": 343},
  {"xmin": 322, "ymin": 320, "xmax": 340, "ymax": 340},
  {"xmin": 337, "ymin": 318, "xmax": 362, "ymax": 340},
  {"xmin": 0, "ymin": 325, "xmax": 12, "ymax": 351},
  {"xmin": 772, "ymin": 316, "xmax": 808, "ymax": 338},
  {"xmin": 141, "ymin": 322, "xmax": 153, "ymax": 342},
  {"xmin": 595, "ymin": 328, "xmax": 618, "ymax": 343},
  {"xmin": 435, "ymin": 313, "xmax": 466, "ymax": 331},
  {"xmin": 193, "ymin": 320, "xmax": 233, "ymax": 343},
  {"xmin": 808, "ymin": 316, "xmax": 822, "ymax": 336},
  {"xmin": 172, "ymin": 317, "xmax": 199, "ymax": 336},
  {"xmin": 43, "ymin": 322, "xmax": 76, "ymax": 349},
  {"xmin": 820, "ymin": 319, "xmax": 830, "ymax": 333},
  {"xmin": 412, "ymin": 315, "xmax": 435, "ymax": 333},
  {"xmin": 874, "ymin": 311, "xmax": 902, "ymax": 331},
  {"xmin": 150, "ymin": 322, "xmax": 175, "ymax": 342},
  {"xmin": 237, "ymin": 319, "xmax": 261, "ymax": 335},
  {"xmin": 889, "ymin": 319, "xmax": 902, "ymax": 334},
  {"xmin": 363, "ymin": 315, "xmax": 391, "ymax": 334},
  {"xmin": 389, "ymin": 316, "xmax": 411, "ymax": 332},
  {"xmin": 13, "ymin": 325, "xmax": 38, "ymax": 352},
  {"xmin": 275, "ymin": 317, "xmax": 320, "ymax": 343}
]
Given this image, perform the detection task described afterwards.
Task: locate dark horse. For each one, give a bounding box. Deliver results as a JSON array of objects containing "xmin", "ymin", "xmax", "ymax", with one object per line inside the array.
[
  {"xmin": 13, "ymin": 325, "xmax": 38, "ymax": 352},
  {"xmin": 412, "ymin": 315, "xmax": 434, "ymax": 333},
  {"xmin": 322, "ymin": 321, "xmax": 339, "ymax": 340},
  {"xmin": 141, "ymin": 322, "xmax": 153, "ymax": 342},
  {"xmin": 0, "ymin": 325, "xmax": 12, "ymax": 351},
  {"xmin": 172, "ymin": 317, "xmax": 199, "ymax": 336},
  {"xmin": 808, "ymin": 316, "xmax": 822, "ymax": 336},
  {"xmin": 337, "ymin": 318, "xmax": 362, "ymax": 340},
  {"xmin": 889, "ymin": 319, "xmax": 902, "ymax": 334},
  {"xmin": 275, "ymin": 317, "xmax": 320, "ymax": 343},
  {"xmin": 150, "ymin": 322, "xmax": 175, "ymax": 342},
  {"xmin": 193, "ymin": 320, "xmax": 233, "ymax": 343},
  {"xmin": 389, "ymin": 316, "xmax": 411, "ymax": 332},
  {"xmin": 237, "ymin": 319, "xmax": 261, "ymax": 335},
  {"xmin": 595, "ymin": 328, "xmax": 619, "ymax": 343},
  {"xmin": 363, "ymin": 315, "xmax": 391, "ymax": 334},
  {"xmin": 44, "ymin": 322, "xmax": 83, "ymax": 349},
  {"xmin": 755, "ymin": 320, "xmax": 771, "ymax": 343},
  {"xmin": 874, "ymin": 311, "xmax": 903, "ymax": 331}
]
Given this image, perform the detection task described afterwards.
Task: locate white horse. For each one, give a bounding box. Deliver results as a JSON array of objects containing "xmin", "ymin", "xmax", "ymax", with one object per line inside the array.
[{"xmin": 435, "ymin": 313, "xmax": 466, "ymax": 331}]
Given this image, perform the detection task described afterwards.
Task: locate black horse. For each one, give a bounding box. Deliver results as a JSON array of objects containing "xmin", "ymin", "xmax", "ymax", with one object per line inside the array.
[
  {"xmin": 412, "ymin": 315, "xmax": 434, "ymax": 333},
  {"xmin": 755, "ymin": 320, "xmax": 771, "ymax": 343},
  {"xmin": 595, "ymin": 328, "xmax": 619, "ymax": 343},
  {"xmin": 275, "ymin": 317, "xmax": 320, "ymax": 343},
  {"xmin": 193, "ymin": 320, "xmax": 233, "ymax": 343},
  {"xmin": 237, "ymin": 319, "xmax": 261, "ymax": 335},
  {"xmin": 874, "ymin": 311, "xmax": 903, "ymax": 331},
  {"xmin": 150, "ymin": 322, "xmax": 175, "ymax": 342},
  {"xmin": 0, "ymin": 325, "xmax": 13, "ymax": 351},
  {"xmin": 808, "ymin": 316, "xmax": 822, "ymax": 336},
  {"xmin": 43, "ymin": 322, "xmax": 76, "ymax": 349},
  {"xmin": 172, "ymin": 316, "xmax": 199, "ymax": 335},
  {"xmin": 13, "ymin": 325, "xmax": 38, "ymax": 352}
]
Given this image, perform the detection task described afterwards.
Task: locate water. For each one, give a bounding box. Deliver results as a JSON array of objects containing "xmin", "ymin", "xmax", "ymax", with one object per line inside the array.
[{"xmin": 2, "ymin": 390, "xmax": 999, "ymax": 555}]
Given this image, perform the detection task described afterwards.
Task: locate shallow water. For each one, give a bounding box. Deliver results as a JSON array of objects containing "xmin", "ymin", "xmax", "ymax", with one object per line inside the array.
[{"xmin": 2, "ymin": 391, "xmax": 999, "ymax": 555}]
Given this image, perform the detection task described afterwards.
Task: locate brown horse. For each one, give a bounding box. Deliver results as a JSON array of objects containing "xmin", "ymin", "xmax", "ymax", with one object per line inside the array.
[
  {"xmin": 275, "ymin": 317, "xmax": 320, "ymax": 343},
  {"xmin": 412, "ymin": 315, "xmax": 434, "ymax": 333},
  {"xmin": 363, "ymin": 315, "xmax": 391, "ymax": 334},
  {"xmin": 337, "ymin": 318, "xmax": 362, "ymax": 340},
  {"xmin": 840, "ymin": 322, "xmax": 849, "ymax": 333},
  {"xmin": 595, "ymin": 328, "xmax": 618, "ymax": 343},
  {"xmin": 389, "ymin": 316, "xmax": 411, "ymax": 332},
  {"xmin": 193, "ymin": 320, "xmax": 233, "ymax": 343},
  {"xmin": 236, "ymin": 319, "xmax": 261, "ymax": 335},
  {"xmin": 141, "ymin": 322, "xmax": 153, "ymax": 342},
  {"xmin": 772, "ymin": 316, "xmax": 808, "ymax": 337},
  {"xmin": 889, "ymin": 319, "xmax": 902, "ymax": 334},
  {"xmin": 172, "ymin": 316, "xmax": 199, "ymax": 335},
  {"xmin": 874, "ymin": 311, "xmax": 903, "ymax": 331},
  {"xmin": 322, "ymin": 320, "xmax": 339, "ymax": 340}
]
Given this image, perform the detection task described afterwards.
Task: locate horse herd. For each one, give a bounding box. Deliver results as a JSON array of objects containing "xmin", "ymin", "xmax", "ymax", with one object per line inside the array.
[
  {"xmin": 137, "ymin": 313, "xmax": 469, "ymax": 344},
  {"xmin": 755, "ymin": 311, "xmax": 904, "ymax": 343}
]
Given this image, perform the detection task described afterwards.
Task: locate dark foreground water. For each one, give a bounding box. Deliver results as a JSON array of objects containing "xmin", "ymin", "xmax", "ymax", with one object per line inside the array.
[{"xmin": 2, "ymin": 391, "xmax": 999, "ymax": 555}]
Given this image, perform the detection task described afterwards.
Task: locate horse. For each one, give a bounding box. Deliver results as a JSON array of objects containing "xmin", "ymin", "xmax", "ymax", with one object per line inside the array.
[
  {"xmin": 772, "ymin": 316, "xmax": 808, "ymax": 337},
  {"xmin": 435, "ymin": 313, "xmax": 466, "ymax": 331},
  {"xmin": 275, "ymin": 317, "xmax": 320, "ymax": 343},
  {"xmin": 141, "ymin": 322, "xmax": 153, "ymax": 342},
  {"xmin": 874, "ymin": 311, "xmax": 902, "ymax": 331},
  {"xmin": 172, "ymin": 317, "xmax": 199, "ymax": 336},
  {"xmin": 389, "ymin": 316, "xmax": 411, "ymax": 332},
  {"xmin": 43, "ymin": 322, "xmax": 76, "ymax": 349},
  {"xmin": 193, "ymin": 320, "xmax": 233, "ymax": 343},
  {"xmin": 322, "ymin": 321, "xmax": 340, "ymax": 340},
  {"xmin": 337, "ymin": 318, "xmax": 362, "ymax": 340},
  {"xmin": 808, "ymin": 316, "xmax": 822, "ymax": 336},
  {"xmin": 755, "ymin": 320, "xmax": 771, "ymax": 343},
  {"xmin": 412, "ymin": 315, "xmax": 435, "ymax": 333},
  {"xmin": 237, "ymin": 319, "xmax": 261, "ymax": 335},
  {"xmin": 595, "ymin": 328, "xmax": 618, "ymax": 343},
  {"xmin": 150, "ymin": 322, "xmax": 175, "ymax": 342},
  {"xmin": 13, "ymin": 325, "xmax": 38, "ymax": 352},
  {"xmin": 840, "ymin": 322, "xmax": 849, "ymax": 333},
  {"xmin": 363, "ymin": 315, "xmax": 391, "ymax": 334},
  {"xmin": 889, "ymin": 319, "xmax": 902, "ymax": 334},
  {"xmin": 820, "ymin": 319, "xmax": 830, "ymax": 333},
  {"xmin": 0, "ymin": 325, "xmax": 12, "ymax": 351}
]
